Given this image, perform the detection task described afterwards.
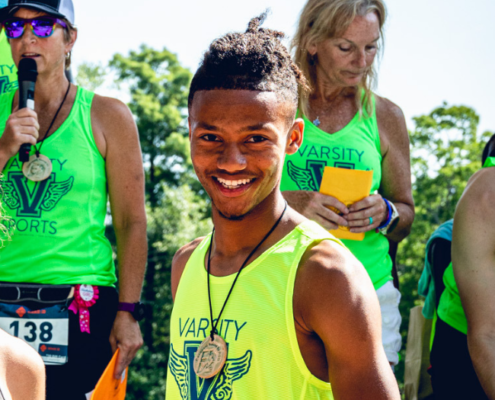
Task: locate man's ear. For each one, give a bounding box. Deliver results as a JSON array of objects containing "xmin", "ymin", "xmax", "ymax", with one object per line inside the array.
[
  {"xmin": 286, "ymin": 118, "xmax": 304, "ymax": 155},
  {"xmin": 188, "ymin": 117, "xmax": 192, "ymax": 141}
]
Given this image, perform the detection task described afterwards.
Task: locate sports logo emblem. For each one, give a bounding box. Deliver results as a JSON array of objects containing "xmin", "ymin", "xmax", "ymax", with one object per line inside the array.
[
  {"xmin": 287, "ymin": 160, "xmax": 357, "ymax": 191},
  {"xmin": 2, "ymin": 172, "xmax": 74, "ymax": 218},
  {"xmin": 169, "ymin": 341, "xmax": 252, "ymax": 400}
]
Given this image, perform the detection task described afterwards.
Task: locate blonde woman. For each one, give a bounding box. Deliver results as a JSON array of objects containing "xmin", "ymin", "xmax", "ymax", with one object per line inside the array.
[{"xmin": 281, "ymin": 0, "xmax": 414, "ymax": 367}]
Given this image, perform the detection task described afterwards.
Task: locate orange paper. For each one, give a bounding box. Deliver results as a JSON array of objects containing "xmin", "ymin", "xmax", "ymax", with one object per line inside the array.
[
  {"xmin": 91, "ymin": 349, "xmax": 128, "ymax": 400},
  {"xmin": 319, "ymin": 166, "xmax": 373, "ymax": 241}
]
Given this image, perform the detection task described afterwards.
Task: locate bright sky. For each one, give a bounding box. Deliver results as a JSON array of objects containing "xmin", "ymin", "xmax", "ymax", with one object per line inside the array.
[{"xmin": 73, "ymin": 0, "xmax": 495, "ymax": 135}]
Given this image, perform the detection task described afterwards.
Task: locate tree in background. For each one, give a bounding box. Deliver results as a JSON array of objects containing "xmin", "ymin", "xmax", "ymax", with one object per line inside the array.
[{"xmin": 396, "ymin": 103, "xmax": 493, "ymax": 386}]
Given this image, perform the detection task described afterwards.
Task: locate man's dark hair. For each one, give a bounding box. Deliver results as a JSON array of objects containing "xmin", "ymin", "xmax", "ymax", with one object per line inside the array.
[
  {"xmin": 482, "ymin": 134, "xmax": 495, "ymax": 166},
  {"xmin": 188, "ymin": 13, "xmax": 308, "ymax": 111}
]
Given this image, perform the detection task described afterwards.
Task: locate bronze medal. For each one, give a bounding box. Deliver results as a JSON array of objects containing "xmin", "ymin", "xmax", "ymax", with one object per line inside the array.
[
  {"xmin": 193, "ymin": 334, "xmax": 228, "ymax": 379},
  {"xmin": 22, "ymin": 154, "xmax": 52, "ymax": 181}
]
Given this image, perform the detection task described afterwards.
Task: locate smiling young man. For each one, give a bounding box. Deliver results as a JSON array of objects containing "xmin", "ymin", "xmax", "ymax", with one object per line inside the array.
[{"xmin": 166, "ymin": 15, "xmax": 400, "ymax": 400}]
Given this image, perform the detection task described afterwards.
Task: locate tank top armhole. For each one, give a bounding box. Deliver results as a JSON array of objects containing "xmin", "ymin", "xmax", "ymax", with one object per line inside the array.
[
  {"xmin": 284, "ymin": 229, "xmax": 334, "ymax": 392},
  {"xmin": 80, "ymin": 87, "xmax": 104, "ymax": 162},
  {"xmin": 174, "ymin": 235, "xmax": 212, "ymax": 302}
]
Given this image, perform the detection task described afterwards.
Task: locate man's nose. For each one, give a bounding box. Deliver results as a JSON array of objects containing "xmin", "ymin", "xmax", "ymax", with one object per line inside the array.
[{"xmin": 217, "ymin": 142, "xmax": 247, "ymax": 172}]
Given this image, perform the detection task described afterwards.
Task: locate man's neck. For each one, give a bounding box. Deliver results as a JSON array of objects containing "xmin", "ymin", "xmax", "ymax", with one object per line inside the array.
[{"xmin": 211, "ymin": 192, "xmax": 287, "ymax": 259}]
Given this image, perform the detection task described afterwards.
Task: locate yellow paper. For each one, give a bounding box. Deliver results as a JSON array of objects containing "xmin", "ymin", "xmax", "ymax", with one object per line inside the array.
[
  {"xmin": 91, "ymin": 349, "xmax": 128, "ymax": 400},
  {"xmin": 319, "ymin": 167, "xmax": 373, "ymax": 241}
]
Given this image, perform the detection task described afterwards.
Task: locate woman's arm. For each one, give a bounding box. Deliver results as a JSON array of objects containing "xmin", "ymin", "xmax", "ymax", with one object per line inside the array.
[{"xmin": 91, "ymin": 95, "xmax": 147, "ymax": 379}]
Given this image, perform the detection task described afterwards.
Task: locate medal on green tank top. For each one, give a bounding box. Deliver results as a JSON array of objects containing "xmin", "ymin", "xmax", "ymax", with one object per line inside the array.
[
  {"xmin": 193, "ymin": 202, "xmax": 288, "ymax": 379},
  {"xmin": 22, "ymin": 81, "xmax": 71, "ymax": 182}
]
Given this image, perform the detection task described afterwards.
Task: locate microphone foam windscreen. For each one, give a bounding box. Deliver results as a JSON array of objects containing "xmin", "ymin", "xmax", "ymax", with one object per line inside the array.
[{"xmin": 18, "ymin": 58, "xmax": 38, "ymax": 82}]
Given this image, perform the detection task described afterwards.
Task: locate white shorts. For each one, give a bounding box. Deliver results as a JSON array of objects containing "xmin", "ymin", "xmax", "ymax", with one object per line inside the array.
[{"xmin": 376, "ymin": 280, "xmax": 402, "ymax": 366}]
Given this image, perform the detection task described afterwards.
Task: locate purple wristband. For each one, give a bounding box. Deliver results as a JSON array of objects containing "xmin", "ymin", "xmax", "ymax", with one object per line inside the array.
[
  {"xmin": 377, "ymin": 198, "xmax": 393, "ymax": 230},
  {"xmin": 118, "ymin": 302, "xmax": 135, "ymax": 312}
]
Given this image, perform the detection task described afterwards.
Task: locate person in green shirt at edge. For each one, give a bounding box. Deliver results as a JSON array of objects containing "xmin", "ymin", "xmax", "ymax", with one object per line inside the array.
[
  {"xmin": 430, "ymin": 134, "xmax": 495, "ymax": 400},
  {"xmin": 0, "ymin": 0, "xmax": 146, "ymax": 398},
  {"xmin": 0, "ymin": 0, "xmax": 17, "ymax": 93},
  {"xmin": 280, "ymin": 0, "xmax": 415, "ymax": 367},
  {"xmin": 166, "ymin": 13, "xmax": 400, "ymax": 400}
]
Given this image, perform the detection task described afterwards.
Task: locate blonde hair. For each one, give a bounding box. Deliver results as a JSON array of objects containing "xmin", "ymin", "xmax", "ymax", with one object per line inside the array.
[{"xmin": 292, "ymin": 0, "xmax": 386, "ymax": 116}]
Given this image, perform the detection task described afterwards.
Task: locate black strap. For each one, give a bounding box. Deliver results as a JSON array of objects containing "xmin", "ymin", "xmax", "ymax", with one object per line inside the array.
[{"xmin": 207, "ymin": 202, "xmax": 288, "ymax": 340}]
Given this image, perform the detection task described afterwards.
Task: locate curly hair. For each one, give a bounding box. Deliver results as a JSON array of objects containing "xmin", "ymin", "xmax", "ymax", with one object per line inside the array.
[{"xmin": 188, "ymin": 13, "xmax": 309, "ymax": 113}]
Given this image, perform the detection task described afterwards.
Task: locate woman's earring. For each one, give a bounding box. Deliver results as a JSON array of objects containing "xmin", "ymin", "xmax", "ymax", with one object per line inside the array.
[{"xmin": 308, "ymin": 53, "xmax": 316, "ymax": 66}]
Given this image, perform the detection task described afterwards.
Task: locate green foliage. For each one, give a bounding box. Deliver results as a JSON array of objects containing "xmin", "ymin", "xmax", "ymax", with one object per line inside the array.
[
  {"xmin": 75, "ymin": 62, "xmax": 106, "ymax": 92},
  {"xmin": 109, "ymin": 45, "xmax": 195, "ymax": 204},
  {"xmin": 396, "ymin": 103, "xmax": 493, "ymax": 385}
]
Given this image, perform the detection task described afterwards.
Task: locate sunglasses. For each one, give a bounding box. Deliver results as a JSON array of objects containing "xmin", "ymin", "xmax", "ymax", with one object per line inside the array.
[{"xmin": 2, "ymin": 17, "xmax": 67, "ymax": 39}]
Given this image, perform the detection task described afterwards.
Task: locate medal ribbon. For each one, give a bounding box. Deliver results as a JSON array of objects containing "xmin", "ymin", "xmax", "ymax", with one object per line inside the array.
[
  {"xmin": 33, "ymin": 80, "xmax": 71, "ymax": 158},
  {"xmin": 207, "ymin": 202, "xmax": 288, "ymax": 340},
  {"xmin": 69, "ymin": 285, "xmax": 99, "ymax": 333}
]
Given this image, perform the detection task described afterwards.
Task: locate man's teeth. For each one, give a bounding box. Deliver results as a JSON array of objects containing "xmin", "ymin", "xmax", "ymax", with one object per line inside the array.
[{"xmin": 216, "ymin": 177, "xmax": 252, "ymax": 189}]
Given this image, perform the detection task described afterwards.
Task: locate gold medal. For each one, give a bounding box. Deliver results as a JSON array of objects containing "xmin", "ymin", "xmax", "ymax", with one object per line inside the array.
[
  {"xmin": 22, "ymin": 154, "xmax": 52, "ymax": 182},
  {"xmin": 193, "ymin": 334, "xmax": 228, "ymax": 379}
]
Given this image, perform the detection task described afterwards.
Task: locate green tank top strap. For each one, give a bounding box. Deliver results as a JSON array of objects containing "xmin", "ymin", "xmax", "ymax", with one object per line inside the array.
[
  {"xmin": 437, "ymin": 156, "xmax": 495, "ymax": 334},
  {"xmin": 281, "ymin": 94, "xmax": 391, "ymax": 289}
]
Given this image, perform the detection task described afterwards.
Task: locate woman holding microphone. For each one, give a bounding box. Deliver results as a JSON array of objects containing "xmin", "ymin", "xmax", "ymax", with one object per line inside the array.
[
  {"xmin": 0, "ymin": 1, "xmax": 147, "ymax": 398},
  {"xmin": 282, "ymin": 0, "xmax": 414, "ymax": 367}
]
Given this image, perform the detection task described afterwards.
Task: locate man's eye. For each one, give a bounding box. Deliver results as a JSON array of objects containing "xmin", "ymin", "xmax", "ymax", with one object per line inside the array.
[
  {"xmin": 200, "ymin": 134, "xmax": 219, "ymax": 142},
  {"xmin": 247, "ymin": 136, "xmax": 267, "ymax": 143}
]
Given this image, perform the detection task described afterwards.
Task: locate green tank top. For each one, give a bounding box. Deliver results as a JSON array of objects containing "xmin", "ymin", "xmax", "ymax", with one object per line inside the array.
[
  {"xmin": 0, "ymin": 31, "xmax": 17, "ymax": 95},
  {"xmin": 166, "ymin": 221, "xmax": 343, "ymax": 400},
  {"xmin": 0, "ymin": 87, "xmax": 116, "ymax": 286},
  {"xmin": 280, "ymin": 97, "xmax": 392, "ymax": 289},
  {"xmin": 437, "ymin": 156, "xmax": 495, "ymax": 334}
]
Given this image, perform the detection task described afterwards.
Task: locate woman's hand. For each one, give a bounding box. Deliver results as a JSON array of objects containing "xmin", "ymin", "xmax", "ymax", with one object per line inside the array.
[
  {"xmin": 0, "ymin": 108, "xmax": 39, "ymax": 161},
  {"xmin": 283, "ymin": 190, "xmax": 349, "ymax": 230},
  {"xmin": 346, "ymin": 194, "xmax": 388, "ymax": 233}
]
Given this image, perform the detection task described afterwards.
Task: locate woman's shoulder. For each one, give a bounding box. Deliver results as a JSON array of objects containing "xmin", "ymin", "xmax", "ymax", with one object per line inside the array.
[
  {"xmin": 374, "ymin": 94, "xmax": 405, "ymax": 122},
  {"xmin": 374, "ymin": 94, "xmax": 408, "ymax": 142}
]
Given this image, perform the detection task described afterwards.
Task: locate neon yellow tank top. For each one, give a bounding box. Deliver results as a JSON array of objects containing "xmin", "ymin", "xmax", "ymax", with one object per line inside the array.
[
  {"xmin": 437, "ymin": 156, "xmax": 495, "ymax": 334},
  {"xmin": 0, "ymin": 31, "xmax": 17, "ymax": 94},
  {"xmin": 0, "ymin": 87, "xmax": 116, "ymax": 286},
  {"xmin": 166, "ymin": 221, "xmax": 342, "ymax": 400},
  {"xmin": 280, "ymin": 97, "xmax": 392, "ymax": 289}
]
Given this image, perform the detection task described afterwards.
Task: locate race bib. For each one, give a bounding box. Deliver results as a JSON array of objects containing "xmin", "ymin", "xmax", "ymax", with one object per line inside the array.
[{"xmin": 0, "ymin": 302, "xmax": 69, "ymax": 365}]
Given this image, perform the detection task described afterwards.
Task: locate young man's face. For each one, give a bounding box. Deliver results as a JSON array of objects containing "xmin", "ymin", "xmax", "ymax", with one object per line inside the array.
[{"xmin": 189, "ymin": 89, "xmax": 303, "ymax": 220}]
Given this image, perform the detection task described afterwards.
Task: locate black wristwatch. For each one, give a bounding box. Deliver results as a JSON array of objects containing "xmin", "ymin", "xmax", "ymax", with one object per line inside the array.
[{"xmin": 118, "ymin": 302, "xmax": 146, "ymax": 321}]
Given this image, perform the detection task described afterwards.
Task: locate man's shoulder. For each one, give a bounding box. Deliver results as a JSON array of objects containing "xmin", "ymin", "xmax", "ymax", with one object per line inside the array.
[
  {"xmin": 460, "ymin": 167, "xmax": 495, "ymax": 214},
  {"xmin": 297, "ymin": 238, "xmax": 371, "ymax": 302},
  {"xmin": 171, "ymin": 237, "xmax": 207, "ymax": 300}
]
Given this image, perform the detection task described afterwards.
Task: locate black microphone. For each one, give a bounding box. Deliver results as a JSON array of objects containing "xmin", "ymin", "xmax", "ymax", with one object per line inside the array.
[{"xmin": 17, "ymin": 58, "xmax": 38, "ymax": 162}]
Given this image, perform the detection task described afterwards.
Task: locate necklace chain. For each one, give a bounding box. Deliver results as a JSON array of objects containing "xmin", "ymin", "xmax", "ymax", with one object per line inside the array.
[
  {"xmin": 206, "ymin": 202, "xmax": 288, "ymax": 340},
  {"xmin": 35, "ymin": 80, "xmax": 71, "ymax": 158}
]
